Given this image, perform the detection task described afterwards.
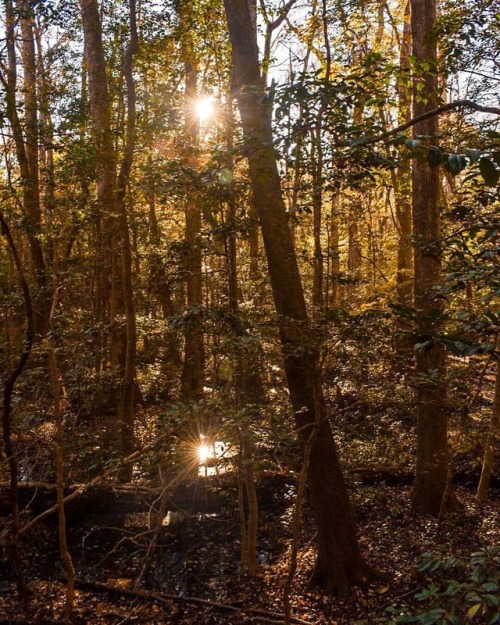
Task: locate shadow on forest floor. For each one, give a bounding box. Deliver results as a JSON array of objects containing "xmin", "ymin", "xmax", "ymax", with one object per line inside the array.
[{"xmin": 0, "ymin": 466, "xmax": 498, "ymax": 625}]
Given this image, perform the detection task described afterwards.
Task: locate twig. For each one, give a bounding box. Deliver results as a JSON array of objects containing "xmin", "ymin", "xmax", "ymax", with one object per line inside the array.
[
  {"xmin": 17, "ymin": 428, "xmax": 175, "ymax": 537},
  {"xmin": 135, "ymin": 464, "xmax": 191, "ymax": 586}
]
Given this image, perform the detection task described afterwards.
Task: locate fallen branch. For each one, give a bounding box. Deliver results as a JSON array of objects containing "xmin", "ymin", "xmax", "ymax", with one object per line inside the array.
[
  {"xmin": 0, "ymin": 481, "xmax": 158, "ymax": 495},
  {"xmin": 73, "ymin": 579, "xmax": 313, "ymax": 625},
  {"xmin": 16, "ymin": 428, "xmax": 174, "ymax": 537}
]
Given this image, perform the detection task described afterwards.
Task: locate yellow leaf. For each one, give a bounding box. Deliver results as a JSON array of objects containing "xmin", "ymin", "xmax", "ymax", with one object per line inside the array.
[
  {"xmin": 467, "ymin": 603, "xmax": 481, "ymax": 618},
  {"xmin": 378, "ymin": 586, "xmax": 390, "ymax": 594}
]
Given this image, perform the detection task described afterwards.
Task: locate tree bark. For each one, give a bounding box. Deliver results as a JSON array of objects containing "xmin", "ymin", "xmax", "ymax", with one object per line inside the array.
[
  {"xmin": 410, "ymin": 0, "xmax": 459, "ymax": 515},
  {"xmin": 327, "ymin": 196, "xmax": 341, "ymax": 308},
  {"xmin": 3, "ymin": 0, "xmax": 49, "ymax": 338},
  {"xmin": 80, "ymin": 0, "xmax": 116, "ymax": 374},
  {"xmin": 476, "ymin": 355, "xmax": 499, "ymax": 502},
  {"xmin": 116, "ymin": 0, "xmax": 139, "ymax": 466},
  {"xmin": 80, "ymin": 0, "xmax": 137, "ymax": 468},
  {"xmin": 394, "ymin": 1, "xmax": 413, "ymax": 310},
  {"xmin": 223, "ymin": 0, "xmax": 376, "ymax": 595},
  {"xmin": 179, "ymin": 0, "xmax": 205, "ymax": 402}
]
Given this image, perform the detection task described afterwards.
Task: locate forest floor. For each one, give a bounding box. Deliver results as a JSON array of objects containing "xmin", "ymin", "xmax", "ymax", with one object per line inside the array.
[{"xmin": 1, "ymin": 465, "xmax": 498, "ymax": 625}]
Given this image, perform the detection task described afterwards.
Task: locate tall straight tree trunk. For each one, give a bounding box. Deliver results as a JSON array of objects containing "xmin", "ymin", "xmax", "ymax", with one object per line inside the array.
[
  {"xmin": 347, "ymin": 216, "xmax": 361, "ymax": 304},
  {"xmin": 394, "ymin": 1, "xmax": 413, "ymax": 309},
  {"xmin": 146, "ymin": 161, "xmax": 181, "ymax": 366},
  {"xmin": 329, "ymin": 196, "xmax": 341, "ymax": 307},
  {"xmin": 223, "ymin": 0, "xmax": 377, "ymax": 595},
  {"xmin": 311, "ymin": 127, "xmax": 324, "ymax": 309},
  {"xmin": 180, "ymin": 0, "xmax": 204, "ymax": 402},
  {"xmin": 225, "ymin": 103, "xmax": 265, "ymax": 405},
  {"xmin": 116, "ymin": 0, "xmax": 138, "ymax": 465},
  {"xmin": 410, "ymin": 0, "xmax": 458, "ymax": 515},
  {"xmin": 35, "ymin": 20, "xmax": 56, "ymax": 267},
  {"xmin": 225, "ymin": 104, "xmax": 259, "ymax": 576},
  {"xmin": 311, "ymin": 0, "xmax": 332, "ymax": 311},
  {"xmin": 80, "ymin": 0, "xmax": 116, "ymax": 374},
  {"xmin": 80, "ymin": 0, "xmax": 137, "ymax": 467},
  {"xmin": 476, "ymin": 354, "xmax": 499, "ymax": 502}
]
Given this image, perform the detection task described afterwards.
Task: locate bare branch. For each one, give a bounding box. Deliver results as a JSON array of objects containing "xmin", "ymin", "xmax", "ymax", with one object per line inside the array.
[
  {"xmin": 340, "ymin": 99, "xmax": 500, "ymax": 148},
  {"xmin": 262, "ymin": 0, "xmax": 299, "ymax": 84}
]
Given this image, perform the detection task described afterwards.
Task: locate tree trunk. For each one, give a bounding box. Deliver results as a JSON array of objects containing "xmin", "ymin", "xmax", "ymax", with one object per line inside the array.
[
  {"xmin": 224, "ymin": 104, "xmax": 260, "ymax": 576},
  {"xmin": 180, "ymin": 0, "xmax": 205, "ymax": 402},
  {"xmin": 116, "ymin": 0, "xmax": 139, "ymax": 466},
  {"xmin": 410, "ymin": 0, "xmax": 459, "ymax": 515},
  {"xmin": 80, "ymin": 0, "xmax": 116, "ymax": 375},
  {"xmin": 223, "ymin": 0, "xmax": 376, "ymax": 595},
  {"xmin": 395, "ymin": 1, "xmax": 413, "ymax": 309},
  {"xmin": 311, "ymin": 127, "xmax": 324, "ymax": 310},
  {"xmin": 4, "ymin": 0, "xmax": 49, "ymax": 338},
  {"xmin": 147, "ymin": 174, "xmax": 181, "ymax": 367},
  {"xmin": 330, "ymin": 196, "xmax": 341, "ymax": 307},
  {"xmin": 80, "ymin": 0, "xmax": 138, "ymax": 468},
  {"xmin": 347, "ymin": 217, "xmax": 361, "ymax": 304},
  {"xmin": 476, "ymin": 356, "xmax": 499, "ymax": 502}
]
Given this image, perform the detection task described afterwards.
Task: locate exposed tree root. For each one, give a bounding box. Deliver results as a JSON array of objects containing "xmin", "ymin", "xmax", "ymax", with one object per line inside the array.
[{"xmin": 307, "ymin": 558, "xmax": 387, "ymax": 598}]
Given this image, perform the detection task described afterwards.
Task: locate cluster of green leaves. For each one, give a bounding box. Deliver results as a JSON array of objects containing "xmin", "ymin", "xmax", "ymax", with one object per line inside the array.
[
  {"xmin": 384, "ymin": 548, "xmax": 500, "ymax": 625},
  {"xmin": 394, "ymin": 134, "xmax": 500, "ymax": 186}
]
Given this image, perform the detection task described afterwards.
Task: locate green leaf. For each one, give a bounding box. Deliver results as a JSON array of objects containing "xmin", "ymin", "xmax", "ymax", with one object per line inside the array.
[
  {"xmin": 219, "ymin": 168, "xmax": 233, "ymax": 184},
  {"xmin": 464, "ymin": 344, "xmax": 483, "ymax": 356},
  {"xmin": 479, "ymin": 158, "xmax": 500, "ymax": 186},
  {"xmin": 419, "ymin": 609, "xmax": 446, "ymax": 625},
  {"xmin": 349, "ymin": 137, "xmax": 370, "ymax": 147},
  {"xmin": 406, "ymin": 139, "xmax": 422, "ymax": 149},
  {"xmin": 486, "ymin": 610, "xmax": 499, "ymax": 625},
  {"xmin": 445, "ymin": 154, "xmax": 467, "ymax": 176},
  {"xmin": 428, "ymin": 147, "xmax": 442, "ymax": 167},
  {"xmin": 467, "ymin": 603, "xmax": 481, "ymax": 618}
]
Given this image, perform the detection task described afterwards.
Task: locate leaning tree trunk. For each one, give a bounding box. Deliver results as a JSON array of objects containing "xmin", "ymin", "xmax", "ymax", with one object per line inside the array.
[
  {"xmin": 410, "ymin": 0, "xmax": 459, "ymax": 515},
  {"xmin": 223, "ymin": 0, "xmax": 377, "ymax": 596},
  {"xmin": 3, "ymin": 0, "xmax": 50, "ymax": 338}
]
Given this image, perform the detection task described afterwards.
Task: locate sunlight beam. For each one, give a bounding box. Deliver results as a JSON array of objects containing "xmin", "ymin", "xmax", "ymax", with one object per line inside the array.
[{"xmin": 195, "ymin": 97, "xmax": 214, "ymax": 122}]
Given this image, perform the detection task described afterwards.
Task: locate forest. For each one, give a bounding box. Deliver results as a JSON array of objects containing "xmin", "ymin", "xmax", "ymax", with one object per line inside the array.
[{"xmin": 0, "ymin": 0, "xmax": 499, "ymax": 623}]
